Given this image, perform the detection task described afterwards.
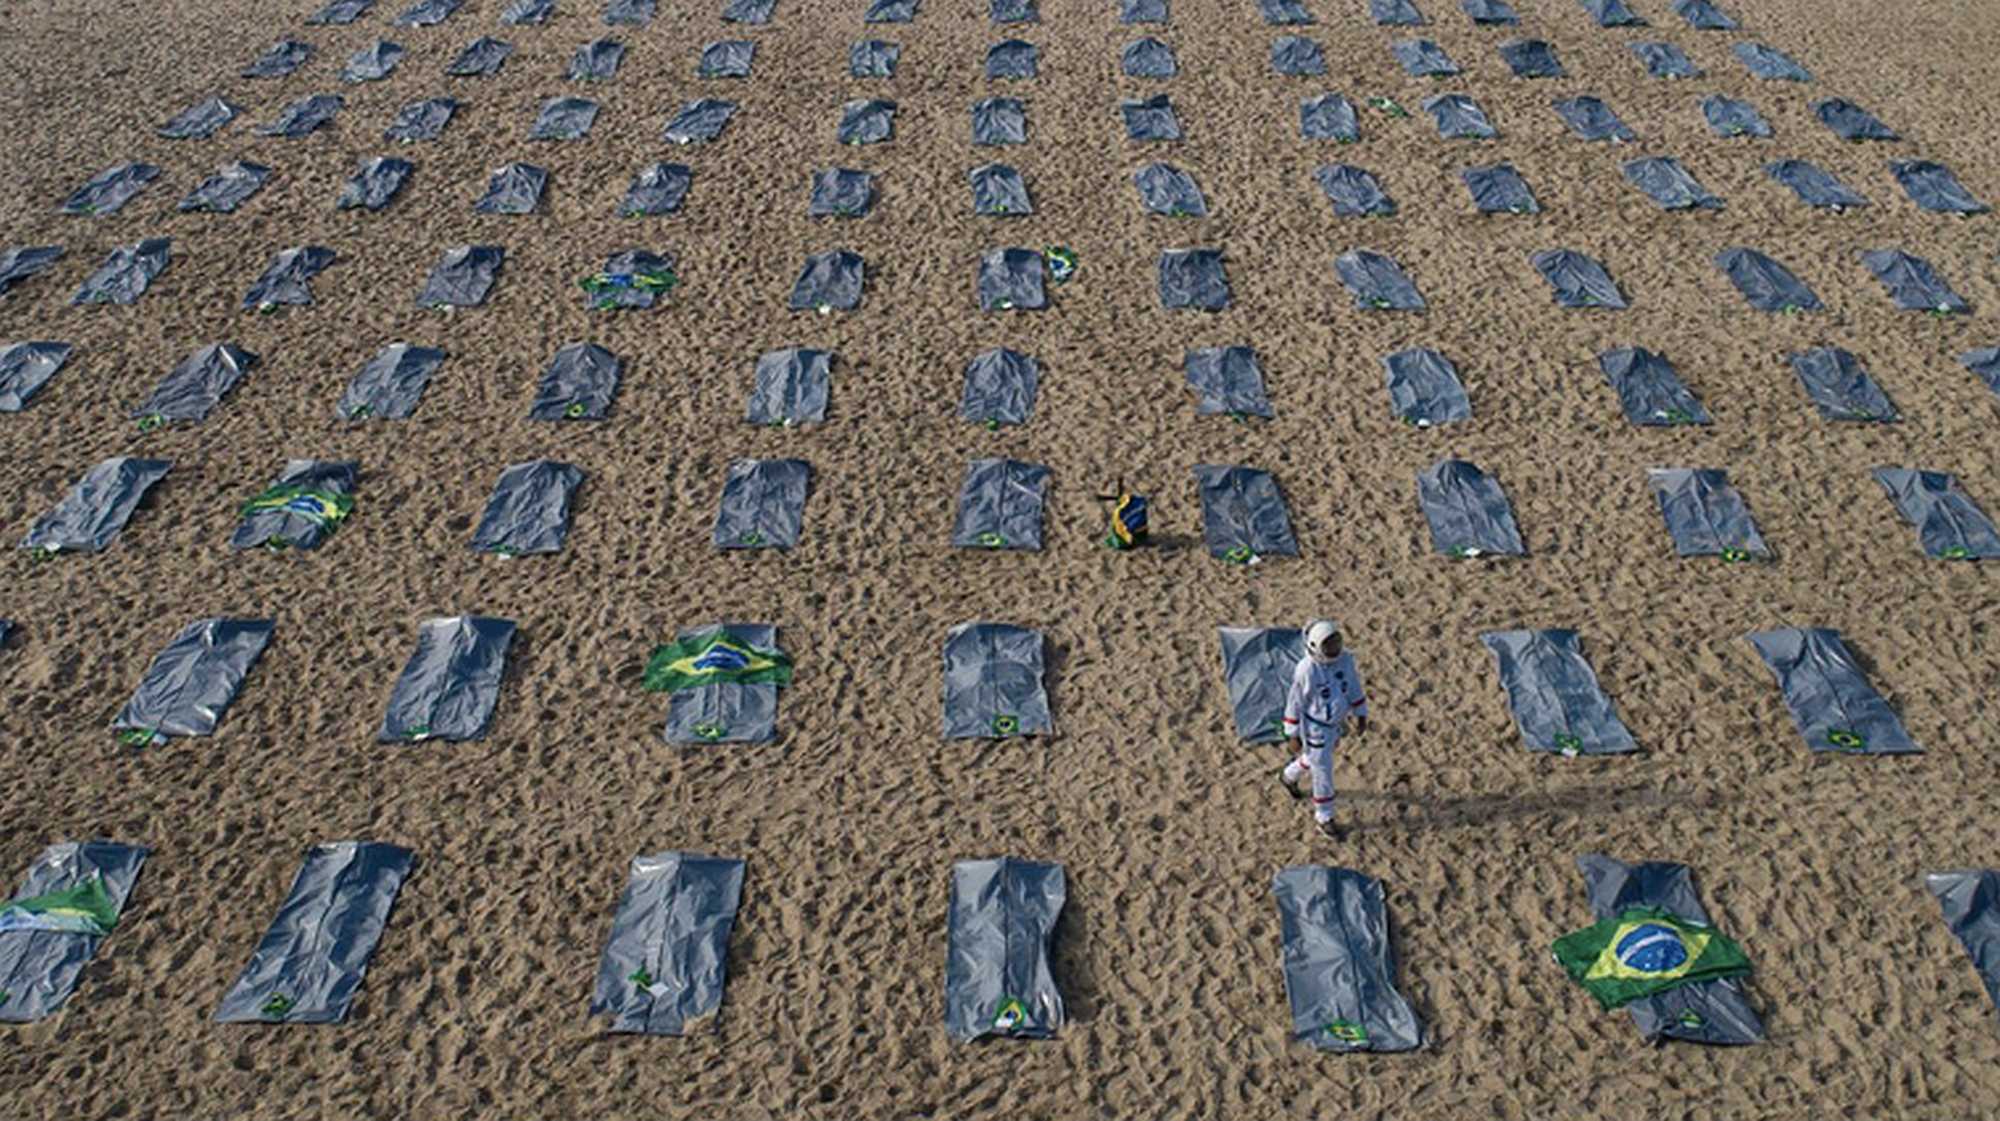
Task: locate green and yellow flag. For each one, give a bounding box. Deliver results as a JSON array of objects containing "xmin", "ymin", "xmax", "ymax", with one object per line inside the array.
[
  {"xmin": 643, "ymin": 632, "xmax": 793, "ymax": 694},
  {"xmin": 0, "ymin": 875, "xmax": 119, "ymax": 936},
  {"xmin": 239, "ymin": 486, "xmax": 355, "ymax": 530},
  {"xmin": 1552, "ymin": 906, "xmax": 1750, "ymax": 1010}
]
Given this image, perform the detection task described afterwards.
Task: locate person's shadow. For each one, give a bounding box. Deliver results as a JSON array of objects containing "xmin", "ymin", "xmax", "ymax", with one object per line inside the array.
[{"xmin": 1343, "ymin": 779, "xmax": 1732, "ymax": 835}]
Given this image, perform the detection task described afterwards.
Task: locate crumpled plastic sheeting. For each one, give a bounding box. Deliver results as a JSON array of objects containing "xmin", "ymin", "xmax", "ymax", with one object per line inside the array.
[
  {"xmin": 159, "ymin": 98, "xmax": 240, "ymax": 139},
  {"xmin": 1815, "ymin": 98, "xmax": 1897, "ymax": 141},
  {"xmin": 394, "ymin": 0, "xmax": 462, "ymax": 26},
  {"xmin": 746, "ymin": 347, "xmax": 832, "ymax": 425},
  {"xmin": 339, "ymin": 343, "xmax": 444, "ymax": 420},
  {"xmin": 416, "ymin": 245, "xmax": 503, "ymax": 308},
  {"xmin": 259, "ymin": 95, "xmax": 344, "ymax": 138},
  {"xmin": 181, "ymin": 162, "xmax": 271, "ymax": 214},
  {"xmin": 475, "ymin": 162, "xmax": 548, "ymax": 213},
  {"xmin": 1462, "ymin": 0, "xmax": 1516, "ymax": 23},
  {"xmin": 1300, "ymin": 94, "xmax": 1359, "ymax": 141},
  {"xmin": 987, "ymin": 39, "xmax": 1038, "ymax": 79},
  {"xmin": 1122, "ymin": 95, "xmax": 1182, "ymax": 140},
  {"xmin": 1786, "ymin": 347, "xmax": 1898, "ymax": 422},
  {"xmin": 1194, "ymin": 464, "xmax": 1298, "ymax": 560},
  {"xmin": 590, "ymin": 852, "xmax": 745, "ymax": 1035},
  {"xmin": 1714, "ymin": 247, "xmax": 1819, "ymax": 312},
  {"xmin": 989, "ymin": 0, "xmax": 1036, "ymax": 22},
  {"xmin": 607, "ymin": 0, "xmax": 656, "ymax": 24},
  {"xmin": 850, "ymin": 39, "xmax": 902, "ymax": 77},
  {"xmin": 532, "ymin": 97, "xmax": 599, "ymax": 140},
  {"xmin": 788, "ymin": 249, "xmax": 865, "ymax": 311},
  {"xmin": 1382, "ymin": 347, "xmax": 1469, "ymax": 426},
  {"xmin": 943, "ymin": 623, "xmax": 1051, "ymax": 739},
  {"xmin": 1123, "ymin": 38, "xmax": 1176, "ymax": 78},
  {"xmin": 1217, "ymin": 626, "xmax": 1303, "ymax": 742},
  {"xmin": 1745, "ymin": 628, "xmax": 1920, "ymax": 754},
  {"xmin": 242, "ymin": 246, "xmax": 334, "ymax": 308},
  {"xmin": 133, "ymin": 343, "xmax": 258, "ymax": 423},
  {"xmin": 1134, "ymin": 163, "xmax": 1205, "ymax": 216},
  {"xmin": 60, "ymin": 164, "xmax": 158, "ymax": 216},
  {"xmin": 0, "ymin": 843, "xmax": 149, "ymax": 1023},
  {"xmin": 660, "ymin": 623, "xmax": 783, "ymax": 743},
  {"xmin": 811, "ymin": 168, "xmax": 876, "ymax": 217},
  {"xmin": 449, "ymin": 36, "xmax": 513, "ymax": 76},
  {"xmin": 385, "ymin": 98, "xmax": 457, "ymax": 142},
  {"xmin": 1599, "ymin": 347, "xmax": 1709, "ymax": 425},
  {"xmin": 1575, "ymin": 855, "xmax": 1767, "ymax": 1045},
  {"xmin": 0, "ymin": 245, "xmax": 63, "ymax": 298},
  {"xmin": 1479, "ymin": 629, "xmax": 1637, "ymax": 755},
  {"xmin": 1632, "ymin": 41, "xmax": 1699, "ymax": 79},
  {"xmin": 20, "ymin": 457, "xmax": 169, "ymax": 553},
  {"xmin": 571, "ymin": 38, "xmax": 626, "ymax": 81},
  {"xmin": 501, "ymin": 0, "xmax": 554, "ymax": 23},
  {"xmin": 472, "ymin": 461, "xmax": 583, "ymax": 554},
  {"xmin": 960, "ymin": 347, "xmax": 1038, "ymax": 426},
  {"xmin": 945, "ymin": 858, "xmax": 1066, "ymax": 1041},
  {"xmin": 1159, "ymin": 248, "xmax": 1230, "ymax": 310},
  {"xmin": 1645, "ymin": 468, "xmax": 1766, "ymax": 557},
  {"xmin": 1393, "ymin": 38, "xmax": 1457, "ymax": 76},
  {"xmin": 339, "ymin": 157, "xmax": 413, "ymax": 211},
  {"xmin": 528, "ymin": 342, "xmax": 623, "ymax": 419},
  {"xmin": 979, "ymin": 248, "xmax": 1047, "ymax": 311},
  {"xmin": 1764, "ymin": 160, "xmax": 1865, "ymax": 209},
  {"xmin": 701, "ymin": 40, "xmax": 754, "ymax": 78},
  {"xmin": 952, "ymin": 459, "xmax": 1050, "ymax": 550},
  {"xmin": 713, "ymin": 458, "xmax": 811, "ymax": 549},
  {"xmin": 1123, "ymin": 0, "xmax": 1165, "ymax": 17},
  {"xmin": 622, "ymin": 162, "xmax": 692, "ymax": 215},
  {"xmin": 230, "ymin": 459, "xmax": 358, "ymax": 551},
  {"xmin": 1734, "ymin": 41, "xmax": 1809, "ymax": 81},
  {"xmin": 840, "ymin": 99, "xmax": 897, "ymax": 145},
  {"xmin": 342, "ymin": 40, "xmax": 405, "ymax": 83},
  {"xmin": 971, "ymin": 164, "xmax": 1031, "ymax": 216},
  {"xmin": 213, "ymin": 842, "xmax": 415, "ymax": 1025},
  {"xmin": 72, "ymin": 239, "xmax": 170, "ymax": 306},
  {"xmin": 722, "ymin": 0, "xmax": 774, "ymax": 23},
  {"xmin": 113, "ymin": 616, "xmax": 274, "ymax": 740},
  {"xmin": 1424, "ymin": 93, "xmax": 1495, "ymax": 139},
  {"xmin": 1258, "ymin": 0, "xmax": 1313, "ymax": 23},
  {"xmin": 1926, "ymin": 870, "xmax": 2000, "ymax": 1018},
  {"xmin": 1499, "ymin": 39, "xmax": 1562, "ymax": 79},
  {"xmin": 1463, "ymin": 164, "xmax": 1538, "ymax": 213},
  {"xmin": 309, "ymin": 0, "xmax": 373, "ymax": 23},
  {"xmin": 1581, "ymin": 0, "xmax": 1644, "ymax": 26},
  {"xmin": 1553, "ymin": 96, "xmax": 1633, "ymax": 142},
  {"xmin": 243, "ymin": 39, "xmax": 313, "ymax": 78},
  {"xmin": 1272, "ymin": 867, "xmax": 1423, "ymax": 1053},
  {"xmin": 1872, "ymin": 468, "xmax": 2000, "ymax": 560},
  {"xmin": 1336, "ymin": 249, "xmax": 1423, "ymax": 310},
  {"xmin": 1861, "ymin": 249, "xmax": 1966, "ymax": 313},
  {"xmin": 1185, "ymin": 346, "xmax": 1271, "ymax": 418},
  {"xmin": 0, "ymin": 342, "xmax": 74, "ymax": 412},
  {"xmin": 867, "ymin": 0, "xmax": 917, "ymax": 20},
  {"xmin": 1703, "ymin": 95, "xmax": 1771, "ymax": 138},
  {"xmin": 972, "ymin": 97, "xmax": 1025, "ymax": 145},
  {"xmin": 1891, "ymin": 161, "xmax": 1987, "ymax": 215},
  {"xmin": 1271, "ymin": 36, "xmax": 1326, "ymax": 76},
  {"xmin": 377, "ymin": 616, "xmax": 517, "ymax": 742},
  {"xmin": 1623, "ymin": 157, "xmax": 1721, "ymax": 210},
  {"xmin": 664, "ymin": 99, "xmax": 736, "ymax": 144},
  {"xmin": 1675, "ymin": 0, "xmax": 1735, "ymax": 28},
  {"xmin": 1961, "ymin": 349, "xmax": 2000, "ymax": 399},
  {"xmin": 1416, "ymin": 459, "xmax": 1524, "ymax": 557}
]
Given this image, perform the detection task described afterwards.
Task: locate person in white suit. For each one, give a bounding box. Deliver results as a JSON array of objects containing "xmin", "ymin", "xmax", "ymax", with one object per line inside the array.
[{"xmin": 1279, "ymin": 619, "xmax": 1370, "ymax": 839}]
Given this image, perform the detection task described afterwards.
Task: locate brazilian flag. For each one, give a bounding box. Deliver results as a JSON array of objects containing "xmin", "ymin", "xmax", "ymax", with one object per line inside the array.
[
  {"xmin": 0, "ymin": 875, "xmax": 119, "ymax": 936},
  {"xmin": 1552, "ymin": 906, "xmax": 1751, "ymax": 1010},
  {"xmin": 643, "ymin": 632, "xmax": 793, "ymax": 693},
  {"xmin": 240, "ymin": 486, "xmax": 355, "ymax": 530}
]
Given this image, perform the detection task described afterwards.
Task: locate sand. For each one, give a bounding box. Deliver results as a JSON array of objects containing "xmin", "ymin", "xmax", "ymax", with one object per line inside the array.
[{"xmin": 2, "ymin": 0, "xmax": 2000, "ymax": 1114}]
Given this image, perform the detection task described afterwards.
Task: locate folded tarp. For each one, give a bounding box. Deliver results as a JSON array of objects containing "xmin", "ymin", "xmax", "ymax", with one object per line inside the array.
[
  {"xmin": 340, "ymin": 343, "xmax": 444, "ymax": 420},
  {"xmin": 529, "ymin": 343, "xmax": 621, "ymax": 420},
  {"xmin": 990, "ymin": 0, "xmax": 1035, "ymax": 20},
  {"xmin": 1675, "ymin": 0, "xmax": 1735, "ymax": 28},
  {"xmin": 1554, "ymin": 97, "xmax": 1634, "ymax": 143},
  {"xmin": 1314, "ymin": 165, "xmax": 1395, "ymax": 217},
  {"xmin": 1574, "ymin": 854, "xmax": 1764, "ymax": 1045},
  {"xmin": 243, "ymin": 246, "xmax": 333, "ymax": 309},
  {"xmin": 1463, "ymin": 0, "xmax": 1516, "ymax": 22},
  {"xmin": 980, "ymin": 248, "xmax": 1047, "ymax": 311},
  {"xmin": 0, "ymin": 245, "xmax": 63, "ymax": 298},
  {"xmin": 59, "ymin": 163, "xmax": 158, "ymax": 216},
  {"xmin": 1600, "ymin": 348, "xmax": 1707, "ymax": 425},
  {"xmin": 259, "ymin": 95, "xmax": 344, "ymax": 138},
  {"xmin": 1393, "ymin": 38, "xmax": 1457, "ymax": 76},
  {"xmin": 1336, "ymin": 250, "xmax": 1424, "ymax": 311},
  {"xmin": 310, "ymin": 0, "xmax": 373, "ymax": 23},
  {"xmin": 1258, "ymin": 0, "xmax": 1313, "ymax": 23},
  {"xmin": 21, "ymin": 457, "xmax": 169, "ymax": 554},
  {"xmin": 1383, "ymin": 348, "xmax": 1469, "ymax": 426},
  {"xmin": 590, "ymin": 852, "xmax": 745, "ymax": 1034},
  {"xmin": 378, "ymin": 616, "xmax": 517, "ymax": 742},
  {"xmin": 664, "ymin": 99, "xmax": 737, "ymax": 144},
  {"xmin": 1734, "ymin": 42, "xmax": 1808, "ymax": 81},
  {"xmin": 1271, "ymin": 36, "xmax": 1326, "ymax": 76},
  {"xmin": 1499, "ymin": 39, "xmax": 1563, "ymax": 79},
  {"xmin": 449, "ymin": 36, "xmax": 512, "ymax": 76},
  {"xmin": 214, "ymin": 842, "xmax": 414, "ymax": 1024},
  {"xmin": 1714, "ymin": 248, "xmax": 1819, "ymax": 312},
  {"xmin": 0, "ymin": 342, "xmax": 74, "ymax": 412},
  {"xmin": 532, "ymin": 97, "xmax": 598, "ymax": 141},
  {"xmin": 338, "ymin": 157, "xmax": 412, "ymax": 211},
  {"xmin": 111, "ymin": 617, "xmax": 272, "ymax": 746},
  {"xmin": 606, "ymin": 0, "xmax": 654, "ymax": 20},
  {"xmin": 1194, "ymin": 464, "xmax": 1298, "ymax": 563},
  {"xmin": 1185, "ymin": 346, "xmax": 1271, "ymax": 418},
  {"xmin": 1423, "ymin": 94, "xmax": 1495, "ymax": 139},
  {"xmin": 1121, "ymin": 95, "xmax": 1182, "ymax": 141},
  {"xmin": 1371, "ymin": 0, "xmax": 1424, "ymax": 23},
  {"xmin": 385, "ymin": 98, "xmax": 458, "ymax": 142},
  {"xmin": 501, "ymin": 0, "xmax": 551, "ymax": 20},
  {"xmin": 1786, "ymin": 347, "xmax": 1897, "ymax": 423},
  {"xmin": 1961, "ymin": 349, "xmax": 2000, "ymax": 399},
  {"xmin": 1533, "ymin": 251, "xmax": 1626, "ymax": 309},
  {"xmin": 1765, "ymin": 160, "xmax": 1865, "ymax": 209},
  {"xmin": 395, "ymin": 0, "xmax": 461, "ymax": 24},
  {"xmin": 622, "ymin": 163, "xmax": 692, "ymax": 216},
  {"xmin": 1272, "ymin": 866, "xmax": 1422, "ymax": 1052},
  {"xmin": 134, "ymin": 343, "xmax": 257, "ymax": 425},
  {"xmin": 649, "ymin": 624, "xmax": 790, "ymax": 743},
  {"xmin": 1928, "ymin": 870, "xmax": 2000, "ymax": 1019},
  {"xmin": 715, "ymin": 458, "xmax": 810, "ymax": 549},
  {"xmin": 475, "ymin": 163, "xmax": 547, "ymax": 213},
  {"xmin": 953, "ymin": 459, "xmax": 1049, "ymax": 550},
  {"xmin": 182, "ymin": 162, "xmax": 271, "ymax": 214},
  {"xmin": 233, "ymin": 460, "xmax": 357, "ymax": 551},
  {"xmin": 1217, "ymin": 625, "xmax": 1302, "ymax": 742},
  {"xmin": 72, "ymin": 238, "xmax": 170, "ymax": 306},
  {"xmin": 1123, "ymin": 37, "xmax": 1176, "ymax": 78},
  {"xmin": 1463, "ymin": 164, "xmax": 1538, "ymax": 213},
  {"xmin": 1417, "ymin": 459, "xmax": 1523, "ymax": 557},
  {"xmin": 789, "ymin": 249, "xmax": 865, "ymax": 311},
  {"xmin": 813, "ymin": 168, "xmax": 876, "ymax": 217},
  {"xmin": 868, "ymin": 0, "xmax": 917, "ymax": 20},
  {"xmin": 571, "ymin": 38, "xmax": 626, "ymax": 81},
  {"xmin": 1481, "ymin": 630, "xmax": 1636, "ymax": 755},
  {"xmin": 0, "ymin": 842, "xmax": 148, "ymax": 1022},
  {"xmin": 243, "ymin": 39, "xmax": 312, "ymax": 78},
  {"xmin": 747, "ymin": 347, "xmax": 831, "ymax": 425},
  {"xmin": 472, "ymin": 461, "xmax": 582, "ymax": 556},
  {"xmin": 1134, "ymin": 163, "xmax": 1206, "ymax": 216},
  {"xmin": 1159, "ymin": 249, "xmax": 1229, "ymax": 310},
  {"xmin": 342, "ymin": 40, "xmax": 405, "ymax": 82},
  {"xmin": 943, "ymin": 623, "xmax": 1050, "ymax": 739},
  {"xmin": 1861, "ymin": 249, "xmax": 1966, "ymax": 314},
  {"xmin": 987, "ymin": 39, "xmax": 1037, "ymax": 79},
  {"xmin": 1647, "ymin": 469, "xmax": 1766, "ymax": 560},
  {"xmin": 971, "ymin": 98, "xmax": 1024, "ymax": 145},
  {"xmin": 1581, "ymin": 0, "xmax": 1643, "ymax": 25},
  {"xmin": 971, "ymin": 164, "xmax": 1031, "ymax": 216},
  {"xmin": 841, "ymin": 98, "xmax": 897, "ymax": 144},
  {"xmin": 851, "ymin": 39, "xmax": 902, "ymax": 76},
  {"xmin": 1814, "ymin": 99, "xmax": 1896, "ymax": 142},
  {"xmin": 1122, "ymin": 0, "xmax": 1166, "ymax": 20},
  {"xmin": 1872, "ymin": 468, "xmax": 2000, "ymax": 560},
  {"xmin": 417, "ymin": 245, "xmax": 503, "ymax": 309},
  {"xmin": 1891, "ymin": 161, "xmax": 1987, "ymax": 215},
  {"xmin": 722, "ymin": 0, "xmax": 772, "ymax": 22},
  {"xmin": 1624, "ymin": 157, "xmax": 1721, "ymax": 210},
  {"xmin": 1631, "ymin": 42, "xmax": 1699, "ymax": 79},
  {"xmin": 701, "ymin": 39, "xmax": 755, "ymax": 77},
  {"xmin": 947, "ymin": 858, "xmax": 1066, "ymax": 1041},
  {"xmin": 1300, "ymin": 94, "xmax": 1359, "ymax": 141},
  {"xmin": 1744, "ymin": 627, "xmax": 1919, "ymax": 754},
  {"xmin": 961, "ymin": 348, "xmax": 1037, "ymax": 427},
  {"xmin": 1702, "ymin": 95, "xmax": 1771, "ymax": 138}
]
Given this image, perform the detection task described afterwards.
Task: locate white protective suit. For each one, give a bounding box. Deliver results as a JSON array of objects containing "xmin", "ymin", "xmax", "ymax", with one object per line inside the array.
[{"xmin": 1281, "ymin": 650, "xmax": 1369, "ymax": 823}]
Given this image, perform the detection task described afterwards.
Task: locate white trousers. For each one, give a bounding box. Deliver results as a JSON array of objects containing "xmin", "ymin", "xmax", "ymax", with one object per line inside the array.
[{"xmin": 1284, "ymin": 737, "xmax": 1338, "ymax": 823}]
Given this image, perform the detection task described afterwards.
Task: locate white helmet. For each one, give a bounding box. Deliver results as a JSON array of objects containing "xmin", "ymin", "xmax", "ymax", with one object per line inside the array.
[{"xmin": 1304, "ymin": 619, "xmax": 1343, "ymax": 664}]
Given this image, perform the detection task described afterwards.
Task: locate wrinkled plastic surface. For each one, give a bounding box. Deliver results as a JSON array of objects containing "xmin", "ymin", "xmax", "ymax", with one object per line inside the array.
[
  {"xmin": 1676, "ymin": 0, "xmax": 1735, "ymax": 28},
  {"xmin": 181, "ymin": 161, "xmax": 271, "ymax": 214},
  {"xmin": 1383, "ymin": 348, "xmax": 1469, "ymax": 426},
  {"xmin": 851, "ymin": 39, "xmax": 901, "ymax": 76},
  {"xmin": 979, "ymin": 248, "xmax": 1046, "ymax": 310},
  {"xmin": 841, "ymin": 99, "xmax": 897, "ymax": 144},
  {"xmin": 1534, "ymin": 250, "xmax": 1627, "ymax": 310},
  {"xmin": 1581, "ymin": 0, "xmax": 1644, "ymax": 26},
  {"xmin": 571, "ymin": 39, "xmax": 625, "ymax": 81},
  {"xmin": 1624, "ymin": 157, "xmax": 1721, "ymax": 210},
  {"xmin": 113, "ymin": 618, "xmax": 274, "ymax": 739},
  {"xmin": 1217, "ymin": 625, "xmax": 1302, "ymax": 742},
  {"xmin": 394, "ymin": 0, "xmax": 462, "ymax": 26},
  {"xmin": 583, "ymin": 250, "xmax": 675, "ymax": 311},
  {"xmin": 952, "ymin": 459, "xmax": 1050, "ymax": 551},
  {"xmin": 623, "ymin": 163, "xmax": 692, "ymax": 215},
  {"xmin": 232, "ymin": 460, "xmax": 358, "ymax": 550},
  {"xmin": 664, "ymin": 99, "xmax": 736, "ymax": 144},
  {"xmin": 868, "ymin": 0, "xmax": 917, "ymax": 20},
  {"xmin": 1554, "ymin": 96, "xmax": 1633, "ymax": 142},
  {"xmin": 378, "ymin": 616, "xmax": 517, "ymax": 742},
  {"xmin": 1499, "ymin": 39, "xmax": 1562, "ymax": 79},
  {"xmin": 242, "ymin": 246, "xmax": 333, "ymax": 308},
  {"xmin": 472, "ymin": 461, "xmax": 582, "ymax": 555},
  {"xmin": 1272, "ymin": 36, "xmax": 1326, "ymax": 76},
  {"xmin": 746, "ymin": 348, "xmax": 831, "ymax": 425},
  {"xmin": 60, "ymin": 164, "xmax": 158, "ymax": 216},
  {"xmin": 1301, "ymin": 94, "xmax": 1359, "ymax": 141},
  {"xmin": 1646, "ymin": 469, "xmax": 1766, "ymax": 557},
  {"xmin": 72, "ymin": 239, "xmax": 170, "ymax": 306},
  {"xmin": 946, "ymin": 858, "xmax": 1066, "ymax": 1041},
  {"xmin": 1786, "ymin": 347, "xmax": 1897, "ymax": 422},
  {"xmin": 987, "ymin": 40, "xmax": 1037, "ymax": 79},
  {"xmin": 1892, "ymin": 161, "xmax": 1986, "ymax": 214},
  {"xmin": 1463, "ymin": 164, "xmax": 1538, "ymax": 213},
  {"xmin": 1185, "ymin": 346, "xmax": 1271, "ymax": 417},
  {"xmin": 942, "ymin": 623, "xmax": 1051, "ymax": 739},
  {"xmin": 532, "ymin": 98, "xmax": 597, "ymax": 141},
  {"xmin": 1424, "ymin": 93, "xmax": 1495, "ymax": 139},
  {"xmin": 662, "ymin": 624, "xmax": 781, "ymax": 743},
  {"xmin": 1463, "ymin": 0, "xmax": 1516, "ymax": 23},
  {"xmin": 416, "ymin": 245, "xmax": 503, "ymax": 308},
  {"xmin": 972, "ymin": 98, "xmax": 1024, "ymax": 145},
  {"xmin": 722, "ymin": 0, "xmax": 772, "ymax": 22},
  {"xmin": 1814, "ymin": 99, "xmax": 1896, "ymax": 141},
  {"xmin": 339, "ymin": 157, "xmax": 413, "ymax": 212},
  {"xmin": 1872, "ymin": 468, "xmax": 2000, "ymax": 560},
  {"xmin": 714, "ymin": 458, "xmax": 811, "ymax": 549},
  {"xmin": 1159, "ymin": 249, "xmax": 1229, "ymax": 310},
  {"xmin": 0, "ymin": 342, "xmax": 75, "ymax": 412},
  {"xmin": 1314, "ymin": 165, "xmax": 1394, "ymax": 217},
  {"xmin": 1123, "ymin": 38, "xmax": 1176, "ymax": 77},
  {"xmin": 789, "ymin": 249, "xmax": 865, "ymax": 311},
  {"xmin": 1576, "ymin": 854, "xmax": 1765, "ymax": 1045},
  {"xmin": 971, "ymin": 164, "xmax": 1031, "ymax": 216},
  {"xmin": 1715, "ymin": 248, "xmax": 1819, "ymax": 312},
  {"xmin": 1121, "ymin": 95, "xmax": 1182, "ymax": 141},
  {"xmin": 449, "ymin": 37, "xmax": 512, "ymax": 76},
  {"xmin": 1861, "ymin": 249, "xmax": 1965, "ymax": 313},
  {"xmin": 134, "ymin": 343, "xmax": 257, "ymax": 423},
  {"xmin": 699, "ymin": 40, "xmax": 755, "ymax": 78},
  {"xmin": 0, "ymin": 246, "xmax": 63, "ymax": 297},
  {"xmin": 1417, "ymin": 459, "xmax": 1524, "ymax": 556},
  {"xmin": 21, "ymin": 457, "xmax": 169, "ymax": 553},
  {"xmin": 1928, "ymin": 870, "xmax": 2000, "ymax": 1017},
  {"xmin": 1703, "ymin": 95, "xmax": 1770, "ymax": 138},
  {"xmin": 1371, "ymin": 0, "xmax": 1424, "ymax": 22},
  {"xmin": 1393, "ymin": 38, "xmax": 1457, "ymax": 76},
  {"xmin": 1632, "ymin": 41, "xmax": 1699, "ymax": 79},
  {"xmin": 0, "ymin": 843, "xmax": 148, "ymax": 1023},
  {"xmin": 244, "ymin": 40, "xmax": 313, "ymax": 78},
  {"xmin": 1481, "ymin": 630, "xmax": 1636, "ymax": 755},
  {"xmin": 310, "ymin": 0, "xmax": 373, "ymax": 23},
  {"xmin": 1336, "ymin": 250, "xmax": 1423, "ymax": 310},
  {"xmin": 590, "ymin": 852, "xmax": 744, "ymax": 1035},
  {"xmin": 1272, "ymin": 867, "xmax": 1423, "ymax": 1052},
  {"xmin": 1599, "ymin": 347, "xmax": 1708, "ymax": 425},
  {"xmin": 1123, "ymin": 0, "xmax": 1167, "ymax": 20},
  {"xmin": 1744, "ymin": 628, "xmax": 1920, "ymax": 754},
  {"xmin": 342, "ymin": 40, "xmax": 405, "ymax": 83},
  {"xmin": 214, "ymin": 842, "xmax": 415, "ymax": 1024},
  {"xmin": 1194, "ymin": 464, "xmax": 1297, "ymax": 560},
  {"xmin": 1258, "ymin": 0, "xmax": 1313, "ymax": 23},
  {"xmin": 1735, "ymin": 42, "xmax": 1809, "ymax": 81},
  {"xmin": 340, "ymin": 344, "xmax": 443, "ymax": 420},
  {"xmin": 1765, "ymin": 160, "xmax": 1864, "ymax": 209},
  {"xmin": 385, "ymin": 99, "xmax": 457, "ymax": 142},
  {"xmin": 960, "ymin": 347, "xmax": 1038, "ymax": 426},
  {"xmin": 607, "ymin": 0, "xmax": 655, "ymax": 24},
  {"xmin": 259, "ymin": 95, "xmax": 343, "ymax": 138},
  {"xmin": 529, "ymin": 343, "xmax": 622, "ymax": 420}
]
